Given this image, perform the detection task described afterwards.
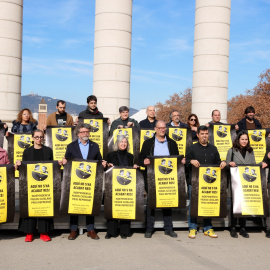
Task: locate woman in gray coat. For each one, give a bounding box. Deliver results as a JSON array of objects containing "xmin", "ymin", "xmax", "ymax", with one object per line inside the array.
[{"xmin": 226, "ymin": 131, "xmax": 256, "ymax": 238}]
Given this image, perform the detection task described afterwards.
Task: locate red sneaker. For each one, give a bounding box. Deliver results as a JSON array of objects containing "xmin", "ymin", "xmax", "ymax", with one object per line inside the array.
[
  {"xmin": 25, "ymin": 233, "xmax": 33, "ymax": 242},
  {"xmin": 40, "ymin": 233, "xmax": 51, "ymax": 242}
]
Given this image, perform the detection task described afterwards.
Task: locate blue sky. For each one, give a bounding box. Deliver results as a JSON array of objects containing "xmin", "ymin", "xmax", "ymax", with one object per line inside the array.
[{"xmin": 22, "ymin": 0, "xmax": 270, "ymax": 110}]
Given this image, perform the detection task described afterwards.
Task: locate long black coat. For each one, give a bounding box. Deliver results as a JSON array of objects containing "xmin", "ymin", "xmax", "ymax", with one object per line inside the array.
[
  {"xmin": 107, "ymin": 151, "xmax": 134, "ymax": 166},
  {"xmin": 22, "ymin": 145, "xmax": 53, "ymax": 161}
]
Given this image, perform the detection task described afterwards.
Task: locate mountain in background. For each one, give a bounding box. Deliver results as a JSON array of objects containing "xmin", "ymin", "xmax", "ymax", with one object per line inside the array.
[{"xmin": 21, "ymin": 93, "xmax": 138, "ymax": 116}]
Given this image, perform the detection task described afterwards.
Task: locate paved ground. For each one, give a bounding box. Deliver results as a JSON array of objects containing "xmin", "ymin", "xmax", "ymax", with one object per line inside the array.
[{"xmin": 0, "ymin": 228, "xmax": 269, "ymax": 270}]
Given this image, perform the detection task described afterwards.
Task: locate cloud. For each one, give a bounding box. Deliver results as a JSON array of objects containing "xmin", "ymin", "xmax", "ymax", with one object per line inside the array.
[
  {"xmin": 57, "ymin": 59, "xmax": 93, "ymax": 66},
  {"xmin": 24, "ymin": 35, "xmax": 50, "ymax": 46}
]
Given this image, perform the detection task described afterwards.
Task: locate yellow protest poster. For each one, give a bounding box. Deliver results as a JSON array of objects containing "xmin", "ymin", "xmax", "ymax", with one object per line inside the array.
[
  {"xmin": 68, "ymin": 161, "xmax": 97, "ymax": 214},
  {"xmin": 84, "ymin": 119, "xmax": 104, "ymax": 157},
  {"xmin": 168, "ymin": 128, "xmax": 187, "ymax": 156},
  {"xmin": 112, "ymin": 168, "xmax": 136, "ymax": 219},
  {"xmin": 27, "ymin": 163, "xmax": 54, "ymax": 217},
  {"xmin": 140, "ymin": 130, "xmax": 155, "ymax": 151},
  {"xmin": 0, "ymin": 167, "xmax": 7, "ymax": 223},
  {"xmin": 239, "ymin": 166, "xmax": 264, "ymax": 215},
  {"xmin": 51, "ymin": 127, "xmax": 72, "ymax": 160},
  {"xmin": 14, "ymin": 134, "xmax": 33, "ymax": 177},
  {"xmin": 198, "ymin": 167, "xmax": 221, "ymax": 216},
  {"xmin": 213, "ymin": 125, "xmax": 233, "ymax": 161},
  {"xmin": 154, "ymin": 158, "xmax": 178, "ymax": 208},
  {"xmin": 248, "ymin": 130, "xmax": 266, "ymax": 163},
  {"xmin": 113, "ymin": 128, "xmax": 133, "ymax": 154}
]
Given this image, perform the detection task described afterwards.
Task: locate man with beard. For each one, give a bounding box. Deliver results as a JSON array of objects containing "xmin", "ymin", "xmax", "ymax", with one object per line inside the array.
[
  {"xmin": 236, "ymin": 106, "xmax": 262, "ymax": 133},
  {"xmin": 166, "ymin": 110, "xmax": 188, "ymax": 128},
  {"xmin": 46, "ymin": 100, "xmax": 74, "ymax": 126},
  {"xmin": 186, "ymin": 125, "xmax": 226, "ymax": 239},
  {"xmin": 139, "ymin": 106, "xmax": 157, "ymax": 128},
  {"xmin": 61, "ymin": 123, "xmax": 106, "ymax": 240}
]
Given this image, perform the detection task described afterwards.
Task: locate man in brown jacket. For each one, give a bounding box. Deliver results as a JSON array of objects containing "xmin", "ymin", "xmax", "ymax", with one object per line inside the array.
[{"xmin": 46, "ymin": 100, "xmax": 74, "ymax": 127}]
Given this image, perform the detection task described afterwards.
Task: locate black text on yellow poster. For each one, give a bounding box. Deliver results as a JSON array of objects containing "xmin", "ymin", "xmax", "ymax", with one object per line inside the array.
[
  {"xmin": 213, "ymin": 125, "xmax": 232, "ymax": 161},
  {"xmin": 113, "ymin": 128, "xmax": 133, "ymax": 154},
  {"xmin": 154, "ymin": 158, "xmax": 178, "ymax": 207},
  {"xmin": 84, "ymin": 119, "xmax": 104, "ymax": 158},
  {"xmin": 0, "ymin": 167, "xmax": 7, "ymax": 223},
  {"xmin": 68, "ymin": 161, "xmax": 97, "ymax": 214},
  {"xmin": 248, "ymin": 129, "xmax": 266, "ymax": 163},
  {"xmin": 198, "ymin": 167, "xmax": 221, "ymax": 216},
  {"xmin": 52, "ymin": 127, "xmax": 72, "ymax": 160},
  {"xmin": 168, "ymin": 128, "xmax": 187, "ymax": 156},
  {"xmin": 14, "ymin": 134, "xmax": 33, "ymax": 177},
  {"xmin": 27, "ymin": 163, "xmax": 54, "ymax": 217},
  {"xmin": 239, "ymin": 166, "xmax": 264, "ymax": 215},
  {"xmin": 112, "ymin": 168, "xmax": 136, "ymax": 219},
  {"xmin": 140, "ymin": 130, "xmax": 155, "ymax": 151}
]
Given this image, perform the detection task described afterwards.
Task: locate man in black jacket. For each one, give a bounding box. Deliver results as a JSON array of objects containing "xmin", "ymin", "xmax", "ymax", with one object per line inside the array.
[
  {"xmin": 139, "ymin": 106, "xmax": 157, "ymax": 128},
  {"xmin": 139, "ymin": 120, "xmax": 185, "ymax": 238},
  {"xmin": 62, "ymin": 122, "xmax": 106, "ymax": 240},
  {"xmin": 166, "ymin": 110, "xmax": 188, "ymax": 128},
  {"xmin": 185, "ymin": 125, "xmax": 226, "ymax": 239}
]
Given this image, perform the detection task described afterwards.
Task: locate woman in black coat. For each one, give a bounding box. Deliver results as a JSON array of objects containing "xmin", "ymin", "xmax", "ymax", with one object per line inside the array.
[
  {"xmin": 16, "ymin": 129, "xmax": 54, "ymax": 242},
  {"xmin": 106, "ymin": 135, "xmax": 138, "ymax": 239}
]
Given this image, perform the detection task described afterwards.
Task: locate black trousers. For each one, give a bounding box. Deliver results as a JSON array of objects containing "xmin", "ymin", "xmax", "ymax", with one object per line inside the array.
[
  {"xmin": 18, "ymin": 218, "xmax": 54, "ymax": 234},
  {"xmin": 70, "ymin": 215, "xmax": 94, "ymax": 231},
  {"xmin": 107, "ymin": 219, "xmax": 131, "ymax": 236}
]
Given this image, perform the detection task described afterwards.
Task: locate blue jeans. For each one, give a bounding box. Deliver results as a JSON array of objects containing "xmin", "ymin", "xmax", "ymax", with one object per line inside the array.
[{"xmin": 188, "ymin": 185, "xmax": 212, "ymax": 231}]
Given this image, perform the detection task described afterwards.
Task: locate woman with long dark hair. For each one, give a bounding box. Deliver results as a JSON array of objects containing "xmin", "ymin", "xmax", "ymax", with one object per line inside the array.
[
  {"xmin": 226, "ymin": 131, "xmax": 256, "ymax": 238},
  {"xmin": 187, "ymin": 114, "xmax": 200, "ymax": 141}
]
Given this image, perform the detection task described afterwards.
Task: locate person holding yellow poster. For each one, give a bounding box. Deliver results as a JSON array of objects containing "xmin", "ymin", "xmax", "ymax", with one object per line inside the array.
[
  {"xmin": 226, "ymin": 131, "xmax": 256, "ymax": 238},
  {"xmin": 139, "ymin": 120, "xmax": 184, "ymax": 239},
  {"xmin": 106, "ymin": 135, "xmax": 139, "ymax": 239},
  {"xmin": 186, "ymin": 126, "xmax": 226, "ymax": 239},
  {"xmin": 15, "ymin": 129, "xmax": 54, "ymax": 242}
]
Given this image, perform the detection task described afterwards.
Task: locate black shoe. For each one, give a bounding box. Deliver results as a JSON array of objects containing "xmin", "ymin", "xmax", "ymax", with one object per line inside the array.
[
  {"xmin": 230, "ymin": 228, "xmax": 238, "ymax": 238},
  {"xmin": 239, "ymin": 228, "xmax": 249, "ymax": 238},
  {"xmin": 105, "ymin": 233, "xmax": 112, "ymax": 239},
  {"xmin": 164, "ymin": 230, "xmax": 178, "ymax": 238},
  {"xmin": 144, "ymin": 231, "xmax": 153, "ymax": 238},
  {"xmin": 121, "ymin": 235, "xmax": 127, "ymax": 239},
  {"xmin": 266, "ymin": 230, "xmax": 270, "ymax": 238}
]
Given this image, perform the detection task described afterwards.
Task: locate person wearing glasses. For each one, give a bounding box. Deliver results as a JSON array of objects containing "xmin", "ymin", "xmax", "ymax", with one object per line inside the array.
[
  {"xmin": 15, "ymin": 129, "xmax": 53, "ymax": 242},
  {"xmin": 10, "ymin": 108, "xmax": 38, "ymax": 133},
  {"xmin": 187, "ymin": 114, "xmax": 200, "ymax": 141},
  {"xmin": 139, "ymin": 120, "xmax": 185, "ymax": 238},
  {"xmin": 61, "ymin": 123, "xmax": 106, "ymax": 240},
  {"xmin": 166, "ymin": 110, "xmax": 188, "ymax": 128}
]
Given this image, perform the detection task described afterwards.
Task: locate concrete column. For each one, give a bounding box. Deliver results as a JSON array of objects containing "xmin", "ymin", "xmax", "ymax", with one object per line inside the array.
[
  {"xmin": 192, "ymin": 0, "xmax": 231, "ymax": 124},
  {"xmin": 0, "ymin": 0, "xmax": 23, "ymax": 125},
  {"xmin": 93, "ymin": 0, "xmax": 132, "ymax": 120}
]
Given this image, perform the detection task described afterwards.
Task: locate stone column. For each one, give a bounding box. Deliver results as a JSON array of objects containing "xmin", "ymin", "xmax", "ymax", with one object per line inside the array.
[
  {"xmin": 192, "ymin": 0, "xmax": 231, "ymax": 124},
  {"xmin": 93, "ymin": 0, "xmax": 132, "ymax": 120},
  {"xmin": 0, "ymin": 0, "xmax": 23, "ymax": 125}
]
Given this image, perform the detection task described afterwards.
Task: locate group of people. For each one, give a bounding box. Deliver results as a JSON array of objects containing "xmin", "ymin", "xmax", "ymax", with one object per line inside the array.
[{"xmin": 1, "ymin": 95, "xmax": 270, "ymax": 242}]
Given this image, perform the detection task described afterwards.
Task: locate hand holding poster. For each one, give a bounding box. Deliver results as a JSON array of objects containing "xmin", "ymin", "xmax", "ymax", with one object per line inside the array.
[
  {"xmin": 104, "ymin": 167, "xmax": 144, "ymax": 221},
  {"xmin": 19, "ymin": 161, "xmax": 61, "ymax": 218},
  {"xmin": 147, "ymin": 156, "xmax": 186, "ymax": 209},
  {"xmin": 209, "ymin": 124, "xmax": 237, "ymax": 161},
  {"xmin": 60, "ymin": 160, "xmax": 104, "ymax": 216},
  {"xmin": 0, "ymin": 164, "xmax": 15, "ymax": 223},
  {"xmin": 167, "ymin": 127, "xmax": 192, "ymax": 156},
  {"xmin": 190, "ymin": 165, "xmax": 227, "ymax": 218},
  {"xmin": 230, "ymin": 165, "xmax": 268, "ymax": 217}
]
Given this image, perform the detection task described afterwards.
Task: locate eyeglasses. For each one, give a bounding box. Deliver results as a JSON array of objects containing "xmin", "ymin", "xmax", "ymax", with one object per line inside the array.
[
  {"xmin": 79, "ymin": 131, "xmax": 90, "ymax": 134},
  {"xmin": 172, "ymin": 114, "xmax": 180, "ymax": 117},
  {"xmin": 189, "ymin": 118, "xmax": 196, "ymax": 121},
  {"xmin": 33, "ymin": 136, "xmax": 43, "ymax": 140},
  {"xmin": 22, "ymin": 113, "xmax": 30, "ymax": 116}
]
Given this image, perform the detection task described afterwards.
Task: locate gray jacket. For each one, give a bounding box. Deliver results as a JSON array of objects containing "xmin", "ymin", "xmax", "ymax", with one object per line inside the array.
[{"xmin": 226, "ymin": 148, "xmax": 256, "ymax": 166}]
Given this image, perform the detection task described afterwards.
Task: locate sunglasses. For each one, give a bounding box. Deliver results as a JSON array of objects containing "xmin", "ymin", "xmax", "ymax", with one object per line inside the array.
[{"xmin": 189, "ymin": 118, "xmax": 196, "ymax": 121}]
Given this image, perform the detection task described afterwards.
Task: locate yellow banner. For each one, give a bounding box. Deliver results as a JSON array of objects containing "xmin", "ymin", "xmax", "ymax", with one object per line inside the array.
[
  {"xmin": 27, "ymin": 163, "xmax": 54, "ymax": 217},
  {"xmin": 14, "ymin": 134, "xmax": 33, "ymax": 177},
  {"xmin": 239, "ymin": 166, "xmax": 264, "ymax": 215},
  {"xmin": 51, "ymin": 127, "xmax": 72, "ymax": 161},
  {"xmin": 84, "ymin": 119, "xmax": 104, "ymax": 158},
  {"xmin": 168, "ymin": 128, "xmax": 187, "ymax": 156},
  {"xmin": 213, "ymin": 125, "xmax": 232, "ymax": 161},
  {"xmin": 0, "ymin": 167, "xmax": 7, "ymax": 223},
  {"xmin": 68, "ymin": 161, "xmax": 97, "ymax": 214},
  {"xmin": 248, "ymin": 129, "xmax": 266, "ymax": 163},
  {"xmin": 198, "ymin": 167, "xmax": 221, "ymax": 216},
  {"xmin": 154, "ymin": 157, "xmax": 178, "ymax": 207},
  {"xmin": 140, "ymin": 130, "xmax": 155, "ymax": 151},
  {"xmin": 113, "ymin": 128, "xmax": 133, "ymax": 154},
  {"xmin": 112, "ymin": 168, "xmax": 136, "ymax": 219}
]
